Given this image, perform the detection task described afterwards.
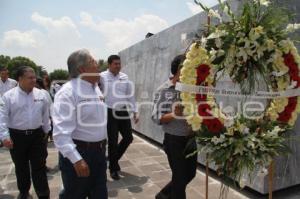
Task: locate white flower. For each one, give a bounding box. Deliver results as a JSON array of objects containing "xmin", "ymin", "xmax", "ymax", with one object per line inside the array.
[
  {"xmin": 237, "ymin": 48, "xmax": 248, "ymax": 62},
  {"xmin": 237, "ymin": 32, "xmax": 245, "ymax": 38},
  {"xmin": 254, "ymin": 0, "xmax": 271, "ymax": 6},
  {"xmin": 243, "ymin": 127, "xmax": 250, "ymax": 135},
  {"xmin": 215, "ymin": 38, "xmax": 222, "ymax": 48},
  {"xmin": 249, "ymin": 26, "xmax": 264, "ymax": 41},
  {"xmin": 217, "ymin": 49, "xmax": 225, "ymax": 57},
  {"xmin": 272, "ymin": 126, "xmax": 283, "ymax": 134},
  {"xmin": 286, "ymin": 23, "xmax": 300, "ymax": 33},
  {"xmin": 207, "ymin": 29, "xmax": 228, "ymax": 39},
  {"xmin": 211, "ymin": 135, "xmax": 225, "ymax": 145},
  {"xmin": 288, "ymin": 80, "xmax": 298, "ymax": 89},
  {"xmin": 271, "ymin": 71, "xmax": 287, "ymax": 77},
  {"xmin": 223, "ymin": 5, "xmax": 229, "ymax": 14},
  {"xmin": 201, "ymin": 36, "xmax": 208, "ymax": 48},
  {"xmin": 279, "ymin": 39, "xmax": 295, "ymax": 54},
  {"xmin": 208, "ymin": 9, "xmax": 222, "ymax": 21},
  {"xmin": 224, "ymin": 118, "xmax": 234, "ymax": 127},
  {"xmin": 209, "ymin": 48, "xmax": 217, "ymax": 61},
  {"xmin": 265, "ymin": 39, "xmax": 275, "ymax": 51}
]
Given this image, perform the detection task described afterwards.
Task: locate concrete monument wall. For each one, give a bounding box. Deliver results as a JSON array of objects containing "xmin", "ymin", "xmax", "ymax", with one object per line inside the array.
[{"xmin": 120, "ymin": 0, "xmax": 300, "ymax": 194}]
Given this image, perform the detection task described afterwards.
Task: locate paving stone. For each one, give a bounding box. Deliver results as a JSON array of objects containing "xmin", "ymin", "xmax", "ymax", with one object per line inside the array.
[{"xmin": 3, "ymin": 134, "xmax": 299, "ymax": 199}]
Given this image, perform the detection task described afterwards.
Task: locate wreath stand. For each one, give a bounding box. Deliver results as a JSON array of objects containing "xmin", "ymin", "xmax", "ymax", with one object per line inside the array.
[
  {"xmin": 268, "ymin": 161, "xmax": 274, "ymax": 199},
  {"xmin": 205, "ymin": 154, "xmax": 209, "ymax": 199}
]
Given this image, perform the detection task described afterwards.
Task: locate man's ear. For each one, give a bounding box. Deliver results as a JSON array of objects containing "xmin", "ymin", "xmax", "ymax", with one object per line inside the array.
[{"xmin": 78, "ymin": 67, "xmax": 84, "ymax": 74}]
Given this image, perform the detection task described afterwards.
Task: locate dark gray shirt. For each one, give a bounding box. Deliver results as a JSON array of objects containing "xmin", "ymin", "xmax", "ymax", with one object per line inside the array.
[{"xmin": 151, "ymin": 82, "xmax": 192, "ymax": 136}]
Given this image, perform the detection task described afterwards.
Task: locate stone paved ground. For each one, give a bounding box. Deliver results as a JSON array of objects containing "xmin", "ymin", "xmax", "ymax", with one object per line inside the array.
[{"xmin": 1, "ymin": 134, "xmax": 300, "ymax": 199}]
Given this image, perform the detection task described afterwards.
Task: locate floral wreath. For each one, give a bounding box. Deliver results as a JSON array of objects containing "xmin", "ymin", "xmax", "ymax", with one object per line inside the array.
[{"xmin": 179, "ymin": 0, "xmax": 300, "ymax": 188}]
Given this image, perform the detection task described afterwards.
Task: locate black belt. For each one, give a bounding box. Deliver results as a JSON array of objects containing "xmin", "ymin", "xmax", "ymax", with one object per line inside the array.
[
  {"xmin": 73, "ymin": 139, "xmax": 107, "ymax": 150},
  {"xmin": 9, "ymin": 127, "xmax": 43, "ymax": 135},
  {"xmin": 165, "ymin": 132, "xmax": 195, "ymax": 140}
]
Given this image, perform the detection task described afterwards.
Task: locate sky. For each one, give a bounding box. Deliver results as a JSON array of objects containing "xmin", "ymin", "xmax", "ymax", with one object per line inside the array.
[{"xmin": 0, "ymin": 0, "xmax": 218, "ymax": 72}]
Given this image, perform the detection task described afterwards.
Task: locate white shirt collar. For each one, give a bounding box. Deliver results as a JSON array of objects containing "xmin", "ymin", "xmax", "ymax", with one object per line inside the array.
[
  {"xmin": 17, "ymin": 85, "xmax": 33, "ymax": 96},
  {"xmin": 107, "ymin": 69, "xmax": 119, "ymax": 78},
  {"xmin": 76, "ymin": 78, "xmax": 96, "ymax": 89}
]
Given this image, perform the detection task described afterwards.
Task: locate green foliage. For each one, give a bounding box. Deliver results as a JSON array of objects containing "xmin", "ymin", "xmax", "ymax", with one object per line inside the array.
[
  {"xmin": 98, "ymin": 59, "xmax": 108, "ymax": 72},
  {"xmin": 186, "ymin": 0, "xmax": 299, "ymax": 193},
  {"xmin": 196, "ymin": 120, "xmax": 291, "ymax": 186},
  {"xmin": 7, "ymin": 56, "xmax": 37, "ymax": 79},
  {"xmin": 49, "ymin": 69, "xmax": 69, "ymax": 81},
  {"xmin": 0, "ymin": 55, "xmax": 11, "ymax": 68}
]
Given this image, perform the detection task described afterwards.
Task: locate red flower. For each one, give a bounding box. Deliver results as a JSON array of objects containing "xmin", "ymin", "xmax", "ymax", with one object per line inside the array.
[
  {"xmin": 296, "ymin": 77, "xmax": 300, "ymax": 88},
  {"xmin": 196, "ymin": 94, "xmax": 207, "ymax": 102},
  {"xmin": 284, "ymin": 53, "xmax": 299, "ymax": 80},
  {"xmin": 198, "ymin": 103, "xmax": 212, "ymax": 116},
  {"xmin": 284, "ymin": 53, "xmax": 296, "ymax": 67},
  {"xmin": 288, "ymin": 62, "xmax": 299, "ymax": 80},
  {"xmin": 196, "ymin": 64, "xmax": 210, "ymax": 85},
  {"xmin": 203, "ymin": 118, "xmax": 223, "ymax": 134},
  {"xmin": 285, "ymin": 97, "xmax": 297, "ymax": 113},
  {"xmin": 277, "ymin": 111, "xmax": 292, "ymax": 123}
]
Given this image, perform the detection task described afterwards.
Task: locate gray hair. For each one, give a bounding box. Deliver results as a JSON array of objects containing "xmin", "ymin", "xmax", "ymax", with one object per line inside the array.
[{"xmin": 67, "ymin": 49, "xmax": 92, "ymax": 78}]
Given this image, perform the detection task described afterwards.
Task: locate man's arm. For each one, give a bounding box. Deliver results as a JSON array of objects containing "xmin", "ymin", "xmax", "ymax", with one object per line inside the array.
[
  {"xmin": 0, "ymin": 95, "xmax": 10, "ymax": 140},
  {"xmin": 151, "ymin": 89, "xmax": 174, "ymax": 124},
  {"xmin": 52, "ymin": 91, "xmax": 81, "ymax": 164},
  {"xmin": 151, "ymin": 89, "xmax": 183, "ymax": 124},
  {"xmin": 42, "ymin": 94, "xmax": 51, "ymax": 134},
  {"xmin": 0, "ymin": 95, "xmax": 13, "ymax": 149},
  {"xmin": 53, "ymin": 91, "xmax": 90, "ymax": 177}
]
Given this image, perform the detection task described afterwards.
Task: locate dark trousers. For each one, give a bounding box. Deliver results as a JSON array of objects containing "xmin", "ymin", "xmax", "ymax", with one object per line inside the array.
[
  {"xmin": 58, "ymin": 145, "xmax": 108, "ymax": 199},
  {"xmin": 158, "ymin": 133, "xmax": 197, "ymax": 199},
  {"xmin": 107, "ymin": 108, "xmax": 133, "ymax": 172},
  {"xmin": 9, "ymin": 129, "xmax": 50, "ymax": 198}
]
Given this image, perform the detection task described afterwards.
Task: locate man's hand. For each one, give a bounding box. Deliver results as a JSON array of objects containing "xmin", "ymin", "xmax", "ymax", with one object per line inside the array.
[
  {"xmin": 133, "ymin": 113, "xmax": 139, "ymax": 124},
  {"xmin": 73, "ymin": 159, "xmax": 90, "ymax": 177},
  {"xmin": 174, "ymin": 104, "xmax": 184, "ymax": 117},
  {"xmin": 3, "ymin": 138, "xmax": 13, "ymax": 149}
]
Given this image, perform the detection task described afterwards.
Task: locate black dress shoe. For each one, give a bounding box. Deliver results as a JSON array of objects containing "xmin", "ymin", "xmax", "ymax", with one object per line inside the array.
[
  {"xmin": 17, "ymin": 193, "xmax": 32, "ymax": 199},
  {"xmin": 155, "ymin": 192, "xmax": 169, "ymax": 199},
  {"xmin": 110, "ymin": 171, "xmax": 120, "ymax": 180}
]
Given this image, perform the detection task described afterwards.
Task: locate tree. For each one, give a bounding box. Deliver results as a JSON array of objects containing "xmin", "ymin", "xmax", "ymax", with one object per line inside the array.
[
  {"xmin": 49, "ymin": 69, "xmax": 69, "ymax": 81},
  {"xmin": 98, "ymin": 59, "xmax": 108, "ymax": 72},
  {"xmin": 7, "ymin": 56, "xmax": 37, "ymax": 79},
  {"xmin": 0, "ymin": 55, "xmax": 11, "ymax": 67},
  {"xmin": 36, "ymin": 66, "xmax": 47, "ymax": 77}
]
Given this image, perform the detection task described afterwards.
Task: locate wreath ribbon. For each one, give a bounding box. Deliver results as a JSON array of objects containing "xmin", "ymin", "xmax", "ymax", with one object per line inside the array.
[{"xmin": 176, "ymin": 82, "xmax": 300, "ymax": 99}]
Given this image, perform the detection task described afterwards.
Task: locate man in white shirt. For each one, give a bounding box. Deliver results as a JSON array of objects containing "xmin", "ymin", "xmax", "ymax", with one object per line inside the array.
[
  {"xmin": 0, "ymin": 66, "xmax": 51, "ymax": 199},
  {"xmin": 0, "ymin": 66, "xmax": 17, "ymax": 96},
  {"xmin": 53, "ymin": 49, "xmax": 108, "ymax": 199},
  {"xmin": 100, "ymin": 55, "xmax": 139, "ymax": 180}
]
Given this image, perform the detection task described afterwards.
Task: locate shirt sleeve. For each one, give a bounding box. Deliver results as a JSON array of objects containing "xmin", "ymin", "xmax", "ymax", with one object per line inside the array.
[
  {"xmin": 13, "ymin": 80, "xmax": 17, "ymax": 87},
  {"xmin": 42, "ymin": 93, "xmax": 51, "ymax": 134},
  {"xmin": 52, "ymin": 90, "xmax": 82, "ymax": 164},
  {"xmin": 99, "ymin": 73, "xmax": 105, "ymax": 92},
  {"xmin": 0, "ymin": 95, "xmax": 10, "ymax": 141},
  {"xmin": 151, "ymin": 89, "xmax": 169, "ymax": 125},
  {"xmin": 126, "ymin": 79, "xmax": 138, "ymax": 113}
]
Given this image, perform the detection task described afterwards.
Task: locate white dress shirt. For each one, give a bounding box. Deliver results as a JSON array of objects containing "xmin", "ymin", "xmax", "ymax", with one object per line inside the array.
[
  {"xmin": 41, "ymin": 89, "xmax": 53, "ymax": 116},
  {"xmin": 0, "ymin": 86, "xmax": 51, "ymax": 141},
  {"xmin": 0, "ymin": 78, "xmax": 17, "ymax": 96},
  {"xmin": 52, "ymin": 78, "xmax": 107, "ymax": 164},
  {"xmin": 100, "ymin": 70, "xmax": 137, "ymax": 112}
]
